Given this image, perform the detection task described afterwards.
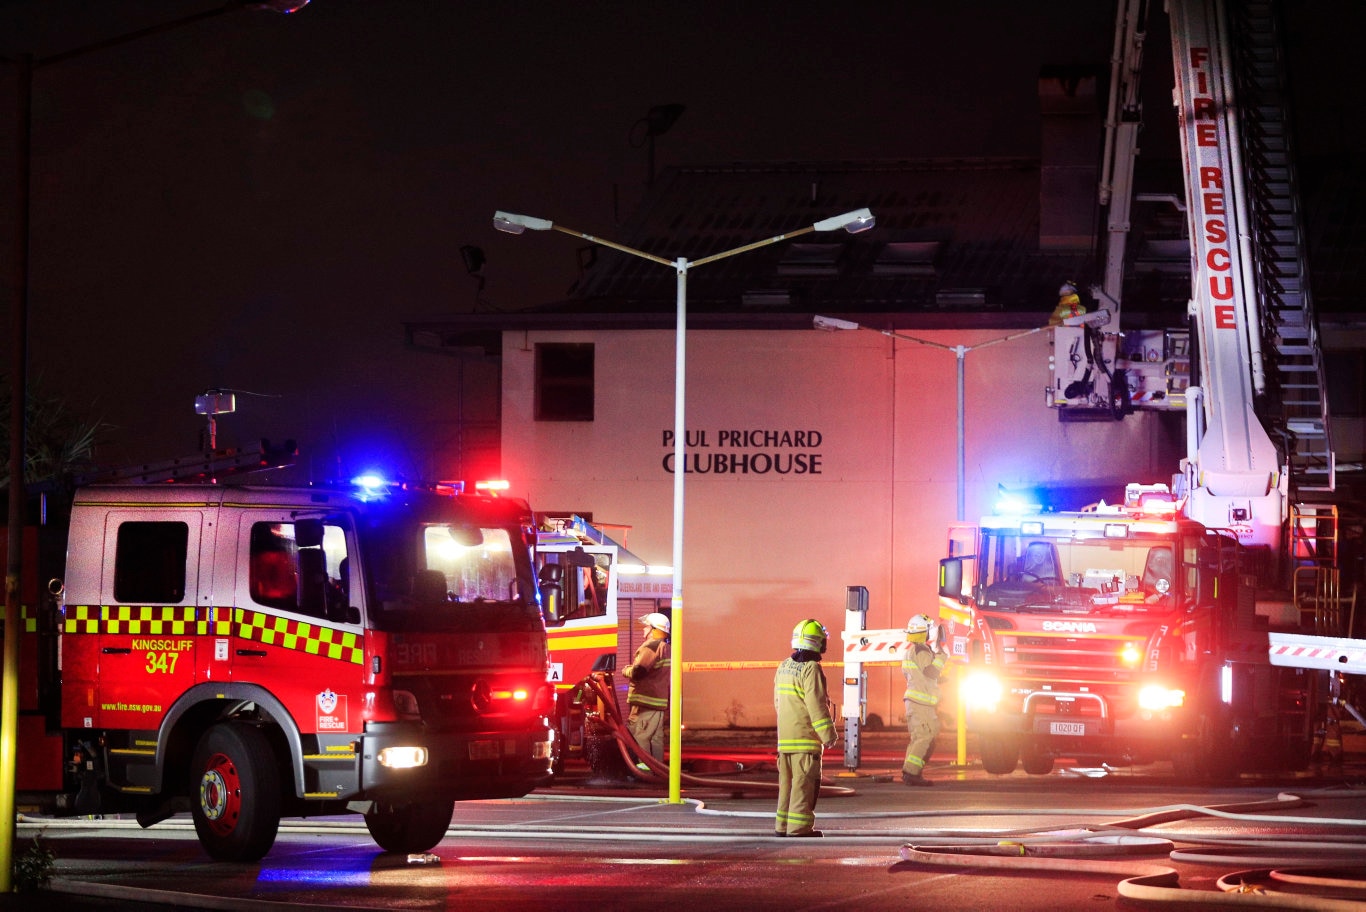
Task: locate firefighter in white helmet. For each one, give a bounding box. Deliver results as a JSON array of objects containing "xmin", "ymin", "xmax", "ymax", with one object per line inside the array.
[
  {"xmin": 1049, "ymin": 280, "xmax": 1087, "ymax": 325},
  {"xmin": 901, "ymin": 613, "xmax": 947, "ymax": 786},
  {"xmin": 773, "ymin": 619, "xmax": 837, "ymax": 837},
  {"xmin": 622, "ymin": 612, "xmax": 671, "ymax": 763}
]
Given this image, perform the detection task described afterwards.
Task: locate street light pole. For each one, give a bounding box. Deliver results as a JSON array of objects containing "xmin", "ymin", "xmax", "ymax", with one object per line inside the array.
[
  {"xmin": 1, "ymin": 1, "xmax": 310, "ymax": 890},
  {"xmin": 812, "ymin": 316, "xmax": 1049, "ymax": 520},
  {"xmin": 497, "ymin": 208, "xmax": 875, "ymax": 804}
]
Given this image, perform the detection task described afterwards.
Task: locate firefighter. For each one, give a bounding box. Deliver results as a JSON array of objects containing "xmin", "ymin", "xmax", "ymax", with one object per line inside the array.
[
  {"xmin": 774, "ymin": 619, "xmax": 837, "ymax": 837},
  {"xmin": 1049, "ymin": 280, "xmax": 1087, "ymax": 325},
  {"xmin": 622, "ymin": 612, "xmax": 671, "ymax": 763},
  {"xmin": 901, "ymin": 613, "xmax": 947, "ymax": 786}
]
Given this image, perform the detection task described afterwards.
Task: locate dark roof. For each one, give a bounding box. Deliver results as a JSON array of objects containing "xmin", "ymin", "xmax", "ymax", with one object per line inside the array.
[{"xmin": 550, "ymin": 158, "xmax": 1096, "ymax": 319}]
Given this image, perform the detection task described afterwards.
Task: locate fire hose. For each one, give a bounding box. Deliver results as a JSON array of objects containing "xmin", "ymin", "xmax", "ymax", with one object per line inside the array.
[
  {"xmin": 897, "ymin": 792, "xmax": 1366, "ymax": 908},
  {"xmin": 575, "ymin": 672, "xmax": 855, "ymax": 797}
]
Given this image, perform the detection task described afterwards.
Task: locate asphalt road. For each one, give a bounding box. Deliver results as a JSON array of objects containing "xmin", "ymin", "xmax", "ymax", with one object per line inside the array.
[{"xmin": 7, "ymin": 742, "xmax": 1366, "ymax": 911}]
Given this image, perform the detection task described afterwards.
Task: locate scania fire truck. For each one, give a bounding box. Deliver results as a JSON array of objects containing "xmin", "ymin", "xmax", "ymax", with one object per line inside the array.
[
  {"xmin": 4, "ymin": 447, "xmax": 555, "ymax": 861},
  {"xmin": 937, "ymin": 0, "xmax": 1360, "ymax": 779},
  {"xmin": 938, "ymin": 484, "xmax": 1331, "ymax": 777}
]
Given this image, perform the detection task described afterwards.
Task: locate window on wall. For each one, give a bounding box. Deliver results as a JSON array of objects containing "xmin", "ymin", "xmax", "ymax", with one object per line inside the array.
[{"xmin": 536, "ymin": 343, "xmax": 594, "ymax": 421}]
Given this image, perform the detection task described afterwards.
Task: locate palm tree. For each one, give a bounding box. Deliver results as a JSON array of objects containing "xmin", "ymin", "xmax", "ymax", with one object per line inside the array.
[{"xmin": 0, "ymin": 379, "xmax": 107, "ymax": 490}]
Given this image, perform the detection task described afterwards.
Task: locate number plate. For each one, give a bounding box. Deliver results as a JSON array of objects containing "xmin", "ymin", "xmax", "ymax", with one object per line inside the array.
[
  {"xmin": 1049, "ymin": 721, "xmax": 1086, "ymax": 736},
  {"xmin": 468, "ymin": 740, "xmax": 501, "ymax": 760}
]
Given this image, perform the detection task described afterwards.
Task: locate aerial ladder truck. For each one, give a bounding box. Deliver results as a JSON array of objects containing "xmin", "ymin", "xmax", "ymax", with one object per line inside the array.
[{"xmin": 838, "ymin": 0, "xmax": 1360, "ymax": 779}]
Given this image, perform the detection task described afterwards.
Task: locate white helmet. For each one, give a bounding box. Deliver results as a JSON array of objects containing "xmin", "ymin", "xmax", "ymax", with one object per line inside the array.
[
  {"xmin": 791, "ymin": 618, "xmax": 829, "ymax": 654},
  {"xmin": 906, "ymin": 614, "xmax": 933, "ymax": 636},
  {"xmin": 640, "ymin": 612, "xmax": 671, "ymax": 635},
  {"xmin": 1059, "ymin": 280, "xmax": 1077, "ymax": 295}
]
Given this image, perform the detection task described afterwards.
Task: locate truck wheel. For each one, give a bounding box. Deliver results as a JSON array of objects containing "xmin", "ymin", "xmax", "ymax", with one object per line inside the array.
[
  {"xmin": 1020, "ymin": 743, "xmax": 1054, "ymax": 775},
  {"xmin": 365, "ymin": 799, "xmax": 455, "ymax": 854},
  {"xmin": 191, "ymin": 723, "xmax": 281, "ymax": 862},
  {"xmin": 978, "ymin": 734, "xmax": 1019, "ymax": 775},
  {"xmin": 1172, "ymin": 711, "xmax": 1239, "ymax": 783}
]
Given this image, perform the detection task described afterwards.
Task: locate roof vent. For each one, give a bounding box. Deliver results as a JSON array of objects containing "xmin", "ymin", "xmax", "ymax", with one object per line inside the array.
[
  {"xmin": 776, "ymin": 243, "xmax": 842, "ymax": 276},
  {"xmin": 874, "ymin": 241, "xmax": 941, "ymax": 276},
  {"xmin": 741, "ymin": 289, "xmax": 791, "ymax": 309},
  {"xmin": 935, "ymin": 288, "xmax": 987, "ymax": 309}
]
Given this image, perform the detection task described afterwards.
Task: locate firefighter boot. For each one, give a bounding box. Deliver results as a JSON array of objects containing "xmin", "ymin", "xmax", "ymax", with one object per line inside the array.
[{"xmin": 901, "ymin": 771, "xmax": 933, "ymax": 787}]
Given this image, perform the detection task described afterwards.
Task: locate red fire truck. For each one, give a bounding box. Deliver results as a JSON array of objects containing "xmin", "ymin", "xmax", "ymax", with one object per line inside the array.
[
  {"xmin": 534, "ymin": 515, "xmax": 671, "ymax": 771},
  {"xmin": 5, "ymin": 448, "xmax": 555, "ymax": 861},
  {"xmin": 935, "ymin": 0, "xmax": 1361, "ymax": 780},
  {"xmin": 937, "ymin": 485, "xmax": 1338, "ymax": 778}
]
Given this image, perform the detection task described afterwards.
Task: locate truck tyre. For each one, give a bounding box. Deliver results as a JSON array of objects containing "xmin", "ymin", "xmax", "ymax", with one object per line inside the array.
[
  {"xmin": 1172, "ymin": 711, "xmax": 1239, "ymax": 783},
  {"xmin": 978, "ymin": 733, "xmax": 1019, "ymax": 775},
  {"xmin": 365, "ymin": 799, "xmax": 455, "ymax": 854},
  {"xmin": 1020, "ymin": 742, "xmax": 1054, "ymax": 775},
  {"xmin": 191, "ymin": 723, "xmax": 281, "ymax": 862}
]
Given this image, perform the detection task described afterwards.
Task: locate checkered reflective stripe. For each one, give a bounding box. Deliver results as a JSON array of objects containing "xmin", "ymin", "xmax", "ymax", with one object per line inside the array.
[
  {"xmin": 61, "ymin": 605, "xmax": 364, "ymax": 666},
  {"xmin": 235, "ymin": 608, "xmax": 364, "ymax": 665},
  {"xmin": 63, "ymin": 605, "xmax": 227, "ymax": 636}
]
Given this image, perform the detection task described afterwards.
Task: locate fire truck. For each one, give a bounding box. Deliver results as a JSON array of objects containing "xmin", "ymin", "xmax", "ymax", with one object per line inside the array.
[
  {"xmin": 534, "ymin": 515, "xmax": 670, "ymax": 771},
  {"xmin": 4, "ymin": 445, "xmax": 556, "ymax": 861},
  {"xmin": 935, "ymin": 0, "xmax": 1361, "ymax": 779}
]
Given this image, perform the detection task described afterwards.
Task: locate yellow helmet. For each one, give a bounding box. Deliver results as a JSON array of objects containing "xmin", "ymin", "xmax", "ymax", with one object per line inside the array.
[{"xmin": 791, "ymin": 618, "xmax": 829, "ymax": 654}]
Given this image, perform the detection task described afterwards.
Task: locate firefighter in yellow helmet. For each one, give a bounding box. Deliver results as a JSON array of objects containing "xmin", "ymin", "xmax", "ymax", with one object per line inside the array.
[
  {"xmin": 622, "ymin": 612, "xmax": 671, "ymax": 764},
  {"xmin": 901, "ymin": 613, "xmax": 947, "ymax": 786},
  {"xmin": 1048, "ymin": 280, "xmax": 1086, "ymax": 326},
  {"xmin": 773, "ymin": 619, "xmax": 837, "ymax": 837}
]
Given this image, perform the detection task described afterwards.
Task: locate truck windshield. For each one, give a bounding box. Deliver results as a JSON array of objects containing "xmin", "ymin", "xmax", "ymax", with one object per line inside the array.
[
  {"xmin": 979, "ymin": 531, "xmax": 1178, "ymax": 611},
  {"xmin": 364, "ymin": 516, "xmax": 541, "ymax": 632}
]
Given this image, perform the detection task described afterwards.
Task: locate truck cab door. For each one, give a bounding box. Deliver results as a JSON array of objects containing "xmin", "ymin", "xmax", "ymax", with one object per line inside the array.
[
  {"xmin": 226, "ymin": 511, "xmax": 365, "ymax": 735},
  {"xmin": 94, "ymin": 511, "xmax": 205, "ymax": 730}
]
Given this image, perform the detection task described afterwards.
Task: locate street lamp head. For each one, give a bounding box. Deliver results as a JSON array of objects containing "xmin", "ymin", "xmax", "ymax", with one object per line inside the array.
[
  {"xmin": 812, "ymin": 207, "xmax": 875, "ymax": 234},
  {"xmin": 493, "ymin": 211, "xmax": 554, "ymax": 235},
  {"xmin": 813, "ymin": 315, "xmax": 861, "ymax": 332}
]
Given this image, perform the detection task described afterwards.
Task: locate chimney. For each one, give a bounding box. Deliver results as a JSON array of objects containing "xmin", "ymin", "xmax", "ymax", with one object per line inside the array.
[{"xmin": 1038, "ymin": 66, "xmax": 1102, "ymax": 252}]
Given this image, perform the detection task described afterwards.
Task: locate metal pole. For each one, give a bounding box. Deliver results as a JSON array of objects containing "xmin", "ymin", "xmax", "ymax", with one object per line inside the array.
[
  {"xmin": 1, "ymin": 53, "xmax": 34, "ymax": 893},
  {"xmin": 668, "ymin": 258, "xmax": 687, "ymax": 804},
  {"xmin": 954, "ymin": 346, "xmax": 966, "ymax": 522}
]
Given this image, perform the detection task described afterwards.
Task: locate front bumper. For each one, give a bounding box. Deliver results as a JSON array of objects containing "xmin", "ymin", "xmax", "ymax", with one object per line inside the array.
[{"xmin": 358, "ymin": 720, "xmax": 554, "ymax": 801}]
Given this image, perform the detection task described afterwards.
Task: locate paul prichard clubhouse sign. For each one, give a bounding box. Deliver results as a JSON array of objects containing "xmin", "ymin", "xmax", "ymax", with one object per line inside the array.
[{"xmin": 661, "ymin": 428, "xmax": 824, "ymax": 475}]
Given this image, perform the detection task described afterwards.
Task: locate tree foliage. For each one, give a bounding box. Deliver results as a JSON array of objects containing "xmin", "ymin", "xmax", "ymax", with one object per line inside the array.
[{"xmin": 0, "ymin": 378, "xmax": 108, "ymax": 490}]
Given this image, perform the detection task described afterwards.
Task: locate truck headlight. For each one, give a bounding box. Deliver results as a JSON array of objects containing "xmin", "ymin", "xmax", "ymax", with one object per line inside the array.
[
  {"xmin": 1137, "ymin": 685, "xmax": 1185, "ymax": 711},
  {"xmin": 377, "ymin": 746, "xmax": 429, "ymax": 769},
  {"xmin": 961, "ymin": 671, "xmax": 1003, "ymax": 712}
]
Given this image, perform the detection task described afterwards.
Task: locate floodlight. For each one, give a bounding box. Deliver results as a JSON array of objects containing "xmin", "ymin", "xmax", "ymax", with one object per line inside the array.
[
  {"xmin": 813, "ymin": 207, "xmax": 875, "ymax": 234},
  {"xmin": 493, "ymin": 211, "xmax": 553, "ymax": 235},
  {"xmin": 813, "ymin": 315, "xmax": 861, "ymax": 332}
]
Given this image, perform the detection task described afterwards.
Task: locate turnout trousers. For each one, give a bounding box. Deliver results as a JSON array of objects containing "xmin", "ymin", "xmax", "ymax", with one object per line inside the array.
[{"xmin": 775, "ymin": 751, "xmax": 822, "ymax": 835}]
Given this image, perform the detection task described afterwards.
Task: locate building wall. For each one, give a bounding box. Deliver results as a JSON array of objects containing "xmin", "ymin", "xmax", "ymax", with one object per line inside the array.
[{"xmin": 502, "ymin": 326, "xmax": 1184, "ymax": 729}]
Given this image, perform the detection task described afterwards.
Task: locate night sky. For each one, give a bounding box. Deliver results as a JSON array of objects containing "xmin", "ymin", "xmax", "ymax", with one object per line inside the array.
[{"xmin": 1, "ymin": 1, "xmax": 1360, "ymax": 482}]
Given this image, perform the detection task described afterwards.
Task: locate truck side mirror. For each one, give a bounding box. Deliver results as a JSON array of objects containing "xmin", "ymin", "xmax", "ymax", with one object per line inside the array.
[
  {"xmin": 540, "ymin": 581, "xmax": 564, "ymax": 626},
  {"xmin": 295, "ymin": 518, "xmax": 324, "ymax": 548},
  {"xmin": 939, "ymin": 557, "xmax": 965, "ymax": 603}
]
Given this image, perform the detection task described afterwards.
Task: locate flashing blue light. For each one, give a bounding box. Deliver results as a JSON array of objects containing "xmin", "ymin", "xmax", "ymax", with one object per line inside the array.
[
  {"xmin": 994, "ymin": 493, "xmax": 1042, "ymax": 516},
  {"xmin": 351, "ymin": 473, "xmax": 391, "ymax": 496}
]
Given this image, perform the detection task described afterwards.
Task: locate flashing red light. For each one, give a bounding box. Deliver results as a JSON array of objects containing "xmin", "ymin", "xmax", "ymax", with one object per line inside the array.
[{"xmin": 475, "ymin": 479, "xmax": 511, "ymax": 494}]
